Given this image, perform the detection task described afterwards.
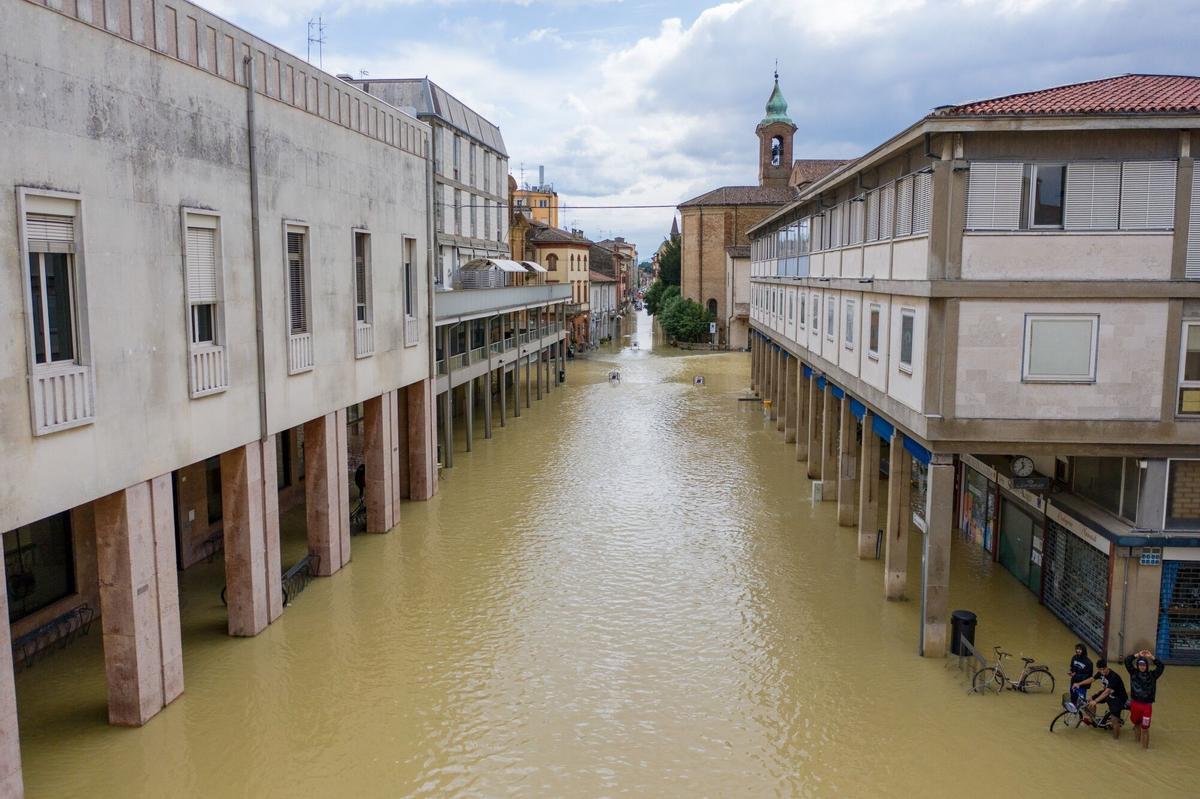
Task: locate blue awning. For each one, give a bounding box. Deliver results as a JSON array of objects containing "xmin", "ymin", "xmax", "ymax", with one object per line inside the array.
[
  {"xmin": 802, "ymin": 365, "xmax": 813, "ymax": 378},
  {"xmin": 850, "ymin": 399, "xmax": 866, "ymax": 420},
  {"xmin": 816, "ymin": 376, "xmax": 826, "ymax": 390},
  {"xmin": 904, "ymin": 435, "xmax": 932, "ymax": 465},
  {"xmin": 830, "ymin": 385, "xmax": 845, "ymax": 400},
  {"xmin": 872, "ymin": 414, "xmax": 894, "ymax": 440}
]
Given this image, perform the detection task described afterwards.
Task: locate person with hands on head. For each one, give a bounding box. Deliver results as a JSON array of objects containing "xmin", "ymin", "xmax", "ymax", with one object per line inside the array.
[
  {"xmin": 1075, "ymin": 658, "xmax": 1127, "ymax": 740},
  {"xmin": 1124, "ymin": 649, "xmax": 1165, "ymax": 750}
]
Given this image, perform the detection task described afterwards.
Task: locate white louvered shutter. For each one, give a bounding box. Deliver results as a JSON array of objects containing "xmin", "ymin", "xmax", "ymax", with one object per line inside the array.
[
  {"xmin": 186, "ymin": 227, "xmax": 218, "ymax": 304},
  {"xmin": 865, "ymin": 190, "xmax": 879, "ymax": 241},
  {"xmin": 895, "ymin": 177, "xmax": 913, "ymax": 236},
  {"xmin": 965, "ymin": 162, "xmax": 1023, "ymax": 230},
  {"xmin": 26, "ymin": 213, "xmax": 75, "ymax": 253},
  {"xmin": 851, "ymin": 200, "xmax": 864, "ymax": 244},
  {"xmin": 1064, "ymin": 162, "xmax": 1120, "ymax": 230},
  {"xmin": 1120, "ymin": 161, "xmax": 1177, "ymax": 229},
  {"xmin": 287, "ymin": 231, "xmax": 308, "ymax": 334},
  {"xmin": 880, "ymin": 183, "xmax": 895, "ymax": 239},
  {"xmin": 912, "ymin": 172, "xmax": 933, "ymax": 234},
  {"xmin": 1187, "ymin": 175, "xmax": 1200, "ymax": 279}
]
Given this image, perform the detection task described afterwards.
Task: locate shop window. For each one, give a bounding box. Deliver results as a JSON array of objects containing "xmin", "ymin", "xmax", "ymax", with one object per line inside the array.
[
  {"xmin": 4, "ymin": 512, "xmax": 75, "ymax": 622},
  {"xmin": 1166, "ymin": 460, "xmax": 1200, "ymax": 530},
  {"xmin": 1022, "ymin": 314, "xmax": 1098, "ymax": 382},
  {"xmin": 1074, "ymin": 456, "xmax": 1141, "ymax": 522}
]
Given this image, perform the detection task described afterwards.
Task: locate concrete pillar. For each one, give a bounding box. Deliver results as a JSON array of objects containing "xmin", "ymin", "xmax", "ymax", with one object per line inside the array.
[
  {"xmin": 775, "ymin": 351, "xmax": 786, "ymax": 432},
  {"xmin": 220, "ymin": 439, "xmax": 283, "ymax": 636},
  {"xmin": 95, "ymin": 477, "xmax": 184, "ymax": 726},
  {"xmin": 0, "ymin": 556, "xmax": 24, "ymax": 797},
  {"xmin": 464, "ymin": 380, "xmax": 474, "ymax": 453},
  {"xmin": 525, "ymin": 355, "xmax": 532, "ymax": 409},
  {"xmin": 819, "ymin": 383, "xmax": 837, "ymax": 501},
  {"xmin": 805, "ymin": 376, "xmax": 821, "ymax": 480},
  {"xmin": 837, "ymin": 399, "xmax": 859, "ymax": 526},
  {"xmin": 513, "ymin": 363, "xmax": 521, "ymax": 418},
  {"xmin": 498, "ymin": 363, "xmax": 508, "ymax": 427},
  {"xmin": 751, "ymin": 337, "xmax": 759, "ymax": 392},
  {"xmin": 536, "ymin": 348, "xmax": 543, "ymax": 400},
  {"xmin": 304, "ymin": 410, "xmax": 351, "ymax": 577},
  {"xmin": 364, "ymin": 392, "xmax": 401, "ymax": 533},
  {"xmin": 440, "ymin": 386, "xmax": 454, "ymax": 464},
  {"xmin": 921, "ymin": 456, "xmax": 955, "ymax": 657},
  {"xmin": 795, "ymin": 366, "xmax": 809, "ymax": 462},
  {"xmin": 857, "ymin": 417, "xmax": 882, "ymax": 559},
  {"xmin": 484, "ymin": 368, "xmax": 494, "ymax": 438},
  {"xmin": 783, "ymin": 356, "xmax": 798, "ymax": 444},
  {"xmin": 406, "ymin": 378, "xmax": 437, "ymax": 500},
  {"xmin": 884, "ymin": 434, "xmax": 912, "ymax": 600}
]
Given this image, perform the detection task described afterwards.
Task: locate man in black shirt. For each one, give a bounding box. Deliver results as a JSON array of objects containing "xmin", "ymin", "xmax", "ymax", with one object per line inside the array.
[
  {"xmin": 1068, "ymin": 643, "xmax": 1093, "ymax": 708},
  {"xmin": 1078, "ymin": 658, "xmax": 1127, "ymax": 740}
]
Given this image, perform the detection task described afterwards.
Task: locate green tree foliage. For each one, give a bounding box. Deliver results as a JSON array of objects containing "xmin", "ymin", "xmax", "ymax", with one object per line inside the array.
[
  {"xmin": 658, "ymin": 294, "xmax": 714, "ymax": 343},
  {"xmin": 657, "ymin": 235, "xmax": 681, "ymax": 286},
  {"xmin": 643, "ymin": 280, "xmax": 677, "ymax": 316}
]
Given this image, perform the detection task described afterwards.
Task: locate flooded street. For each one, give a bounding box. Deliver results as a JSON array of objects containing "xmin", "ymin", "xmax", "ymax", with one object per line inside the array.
[{"xmin": 15, "ymin": 311, "xmax": 1200, "ymax": 797}]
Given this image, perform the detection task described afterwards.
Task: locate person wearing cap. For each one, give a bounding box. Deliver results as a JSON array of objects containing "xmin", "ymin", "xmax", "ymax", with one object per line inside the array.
[
  {"xmin": 1124, "ymin": 649, "xmax": 1165, "ymax": 749},
  {"xmin": 1067, "ymin": 643, "xmax": 1093, "ymax": 708},
  {"xmin": 1077, "ymin": 658, "xmax": 1127, "ymax": 740}
]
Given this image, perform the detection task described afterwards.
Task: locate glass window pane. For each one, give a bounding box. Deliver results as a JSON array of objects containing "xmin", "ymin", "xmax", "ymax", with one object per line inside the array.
[
  {"xmin": 1033, "ymin": 165, "xmax": 1065, "ymax": 226},
  {"xmin": 1121, "ymin": 458, "xmax": 1140, "ymax": 523},
  {"xmin": 43, "ymin": 253, "xmax": 75, "ymax": 362},
  {"xmin": 193, "ymin": 304, "xmax": 214, "ymax": 344},
  {"xmin": 1166, "ymin": 460, "xmax": 1200, "ymax": 530},
  {"xmin": 1027, "ymin": 318, "xmax": 1093, "ymax": 378},
  {"xmin": 29, "ymin": 253, "xmax": 46, "ymax": 364},
  {"xmin": 4, "ymin": 512, "xmax": 75, "ymax": 622},
  {"xmin": 869, "ymin": 308, "xmax": 880, "ymax": 352},
  {"xmin": 1184, "ymin": 325, "xmax": 1200, "ymax": 382},
  {"xmin": 1073, "ymin": 456, "xmax": 1123, "ymax": 516},
  {"xmin": 900, "ymin": 313, "xmax": 914, "ymax": 365}
]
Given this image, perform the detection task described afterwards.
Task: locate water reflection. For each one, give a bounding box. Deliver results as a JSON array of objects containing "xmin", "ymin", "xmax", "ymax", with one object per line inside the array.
[{"xmin": 14, "ymin": 310, "xmax": 1200, "ymax": 797}]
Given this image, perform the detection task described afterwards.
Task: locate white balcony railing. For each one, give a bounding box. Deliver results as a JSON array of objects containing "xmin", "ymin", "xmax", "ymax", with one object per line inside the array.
[
  {"xmin": 355, "ymin": 323, "xmax": 374, "ymax": 359},
  {"xmin": 189, "ymin": 344, "xmax": 228, "ymax": 398},
  {"xmin": 288, "ymin": 332, "xmax": 314, "ymax": 374},
  {"xmin": 405, "ymin": 316, "xmax": 420, "ymax": 347},
  {"xmin": 31, "ymin": 363, "xmax": 95, "ymax": 435},
  {"xmin": 470, "ymin": 346, "xmax": 486, "ymax": 363},
  {"xmin": 449, "ymin": 352, "xmax": 469, "ymax": 370}
]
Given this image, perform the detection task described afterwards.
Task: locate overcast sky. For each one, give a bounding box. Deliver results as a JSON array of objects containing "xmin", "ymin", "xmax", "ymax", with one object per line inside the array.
[{"xmin": 196, "ymin": 0, "xmax": 1200, "ymax": 261}]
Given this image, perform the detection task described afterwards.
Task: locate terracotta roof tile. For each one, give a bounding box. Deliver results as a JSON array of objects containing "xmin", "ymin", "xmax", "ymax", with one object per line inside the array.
[
  {"xmin": 588, "ymin": 270, "xmax": 616, "ymax": 282},
  {"xmin": 678, "ymin": 185, "xmax": 798, "ymax": 208},
  {"xmin": 789, "ymin": 159, "xmax": 850, "ymax": 186},
  {"xmin": 934, "ymin": 74, "xmax": 1200, "ymax": 117}
]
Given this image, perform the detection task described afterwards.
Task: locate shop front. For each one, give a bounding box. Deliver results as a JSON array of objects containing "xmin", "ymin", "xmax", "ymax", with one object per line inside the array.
[
  {"xmin": 998, "ymin": 495, "xmax": 1043, "ymax": 595},
  {"xmin": 959, "ymin": 462, "xmax": 998, "ymax": 553},
  {"xmin": 1041, "ymin": 508, "xmax": 1111, "ymax": 654},
  {"xmin": 1158, "ymin": 553, "xmax": 1200, "ymax": 664}
]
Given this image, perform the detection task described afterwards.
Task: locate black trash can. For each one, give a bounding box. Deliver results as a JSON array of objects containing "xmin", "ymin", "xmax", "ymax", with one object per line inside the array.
[{"xmin": 950, "ymin": 610, "xmax": 977, "ymax": 656}]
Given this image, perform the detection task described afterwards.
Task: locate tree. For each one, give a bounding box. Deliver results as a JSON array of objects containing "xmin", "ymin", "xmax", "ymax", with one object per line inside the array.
[
  {"xmin": 657, "ymin": 234, "xmax": 681, "ymax": 286},
  {"xmin": 645, "ymin": 281, "xmax": 677, "ymax": 316},
  {"xmin": 658, "ymin": 294, "xmax": 714, "ymax": 343}
]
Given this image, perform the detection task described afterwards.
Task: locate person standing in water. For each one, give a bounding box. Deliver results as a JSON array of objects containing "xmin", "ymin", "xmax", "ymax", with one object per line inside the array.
[
  {"xmin": 1078, "ymin": 658, "xmax": 1127, "ymax": 740},
  {"xmin": 1125, "ymin": 649, "xmax": 1165, "ymax": 750},
  {"xmin": 1068, "ymin": 643, "xmax": 1093, "ymax": 708}
]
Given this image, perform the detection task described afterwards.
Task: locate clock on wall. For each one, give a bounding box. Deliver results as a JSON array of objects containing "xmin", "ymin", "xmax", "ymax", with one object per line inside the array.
[{"xmin": 1010, "ymin": 456, "xmax": 1035, "ymax": 478}]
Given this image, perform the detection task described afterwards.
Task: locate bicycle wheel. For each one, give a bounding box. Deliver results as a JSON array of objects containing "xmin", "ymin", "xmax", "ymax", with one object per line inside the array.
[
  {"xmin": 1050, "ymin": 709, "xmax": 1083, "ymax": 732},
  {"xmin": 972, "ymin": 667, "xmax": 1005, "ymax": 694},
  {"xmin": 1019, "ymin": 667, "xmax": 1055, "ymax": 694}
]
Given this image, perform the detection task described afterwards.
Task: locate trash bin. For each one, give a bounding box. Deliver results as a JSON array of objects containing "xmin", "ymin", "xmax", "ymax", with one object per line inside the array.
[{"xmin": 950, "ymin": 610, "xmax": 977, "ymax": 656}]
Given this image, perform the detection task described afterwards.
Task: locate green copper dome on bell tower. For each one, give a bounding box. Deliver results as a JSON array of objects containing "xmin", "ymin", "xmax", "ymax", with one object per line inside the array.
[{"xmin": 760, "ymin": 69, "xmax": 793, "ymax": 126}]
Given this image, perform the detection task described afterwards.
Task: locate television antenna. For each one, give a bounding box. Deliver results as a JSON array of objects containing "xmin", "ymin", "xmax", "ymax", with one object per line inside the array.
[{"xmin": 307, "ymin": 17, "xmax": 326, "ymax": 68}]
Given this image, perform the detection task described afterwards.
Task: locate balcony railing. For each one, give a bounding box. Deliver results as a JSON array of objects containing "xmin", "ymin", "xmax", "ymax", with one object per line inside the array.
[
  {"xmin": 288, "ymin": 333, "xmax": 314, "ymax": 374},
  {"xmin": 189, "ymin": 344, "xmax": 228, "ymax": 398},
  {"xmin": 436, "ymin": 359, "xmax": 446, "ymax": 375},
  {"xmin": 405, "ymin": 316, "xmax": 421, "ymax": 347},
  {"xmin": 355, "ymin": 323, "xmax": 374, "ymax": 359},
  {"xmin": 31, "ymin": 363, "xmax": 95, "ymax": 435},
  {"xmin": 490, "ymin": 341, "xmax": 504, "ymax": 354},
  {"xmin": 470, "ymin": 346, "xmax": 486, "ymax": 363},
  {"xmin": 449, "ymin": 352, "xmax": 469, "ymax": 370}
]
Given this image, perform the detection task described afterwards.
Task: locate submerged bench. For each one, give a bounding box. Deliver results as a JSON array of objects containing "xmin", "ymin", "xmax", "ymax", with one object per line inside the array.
[
  {"xmin": 220, "ymin": 552, "xmax": 321, "ymax": 607},
  {"xmin": 11, "ymin": 603, "xmax": 96, "ymax": 672}
]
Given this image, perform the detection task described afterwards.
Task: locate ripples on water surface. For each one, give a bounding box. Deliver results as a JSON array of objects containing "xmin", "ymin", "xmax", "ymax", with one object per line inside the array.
[{"xmin": 15, "ymin": 312, "xmax": 1200, "ymax": 797}]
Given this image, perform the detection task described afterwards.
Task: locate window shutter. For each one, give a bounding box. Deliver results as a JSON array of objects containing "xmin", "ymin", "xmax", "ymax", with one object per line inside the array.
[
  {"xmin": 186, "ymin": 227, "xmax": 218, "ymax": 304},
  {"xmin": 851, "ymin": 199, "xmax": 864, "ymax": 244},
  {"xmin": 965, "ymin": 162, "xmax": 1022, "ymax": 230},
  {"xmin": 1064, "ymin": 162, "xmax": 1120, "ymax": 230},
  {"xmin": 1187, "ymin": 175, "xmax": 1200, "ymax": 279},
  {"xmin": 895, "ymin": 177, "xmax": 913, "ymax": 236},
  {"xmin": 912, "ymin": 172, "xmax": 933, "ymax": 234},
  {"xmin": 1120, "ymin": 160, "xmax": 1177, "ymax": 229},
  {"xmin": 880, "ymin": 183, "xmax": 895, "ymax": 239},
  {"xmin": 865, "ymin": 190, "xmax": 879, "ymax": 241},
  {"xmin": 26, "ymin": 213, "xmax": 75, "ymax": 252},
  {"xmin": 287, "ymin": 231, "xmax": 307, "ymax": 334}
]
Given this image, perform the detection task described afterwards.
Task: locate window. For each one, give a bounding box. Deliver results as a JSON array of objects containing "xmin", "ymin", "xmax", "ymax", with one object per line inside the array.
[
  {"xmin": 4, "ymin": 512, "xmax": 75, "ymax": 623},
  {"xmin": 453, "ymin": 135, "xmax": 461, "ymax": 179},
  {"xmin": 1029, "ymin": 163, "xmax": 1066, "ymax": 228},
  {"xmin": 469, "ymin": 194, "xmax": 477, "ymax": 238},
  {"xmin": 483, "ymin": 152, "xmax": 491, "ymax": 192},
  {"xmin": 1166, "ymin": 460, "xmax": 1200, "ymax": 530},
  {"xmin": 538, "ymin": 199, "xmax": 548, "ymax": 208},
  {"xmin": 868, "ymin": 303, "xmax": 881, "ymax": 358},
  {"xmin": 844, "ymin": 300, "xmax": 855, "ymax": 349},
  {"xmin": 469, "ymin": 144, "xmax": 476, "ymax": 185},
  {"xmin": 879, "ymin": 183, "xmax": 895, "ymax": 239},
  {"xmin": 895, "ymin": 176, "xmax": 914, "ymax": 236},
  {"xmin": 826, "ymin": 296, "xmax": 836, "ymax": 341},
  {"xmin": 1119, "ymin": 161, "xmax": 1177, "ymax": 230},
  {"xmin": 484, "ymin": 200, "xmax": 492, "ymax": 239},
  {"xmin": 353, "ymin": 231, "xmax": 371, "ymax": 324},
  {"xmin": 183, "ymin": 211, "xmax": 228, "ymax": 393},
  {"xmin": 454, "ymin": 190, "xmax": 462, "ymax": 234},
  {"xmin": 1064, "ymin": 162, "xmax": 1120, "ymax": 230},
  {"xmin": 899, "ymin": 308, "xmax": 915, "ymax": 372},
  {"xmin": 286, "ymin": 227, "xmax": 309, "ymax": 335},
  {"xmin": 26, "ymin": 215, "xmax": 78, "ymax": 364},
  {"xmin": 799, "ymin": 293, "xmax": 806, "ymax": 328},
  {"xmin": 1178, "ymin": 322, "xmax": 1200, "ymax": 414},
  {"xmin": 812, "ymin": 294, "xmax": 820, "ymax": 335},
  {"xmin": 547, "ymin": 254, "xmax": 558, "ymax": 271},
  {"xmin": 865, "ymin": 190, "xmax": 879, "ymax": 242},
  {"xmin": 1022, "ymin": 314, "xmax": 1098, "ymax": 382},
  {"xmin": 403, "ymin": 237, "xmax": 417, "ymax": 319},
  {"xmin": 912, "ymin": 172, "xmax": 932, "ymax": 234}
]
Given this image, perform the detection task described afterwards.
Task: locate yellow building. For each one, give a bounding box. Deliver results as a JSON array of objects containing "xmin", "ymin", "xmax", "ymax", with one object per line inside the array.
[
  {"xmin": 510, "ymin": 211, "xmax": 591, "ymax": 344},
  {"xmin": 511, "ymin": 167, "xmax": 560, "ymax": 227}
]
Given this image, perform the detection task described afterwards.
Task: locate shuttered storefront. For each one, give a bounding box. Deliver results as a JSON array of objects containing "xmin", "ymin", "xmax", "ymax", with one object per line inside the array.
[
  {"xmin": 1157, "ymin": 560, "xmax": 1200, "ymax": 665},
  {"xmin": 1042, "ymin": 520, "xmax": 1109, "ymax": 654}
]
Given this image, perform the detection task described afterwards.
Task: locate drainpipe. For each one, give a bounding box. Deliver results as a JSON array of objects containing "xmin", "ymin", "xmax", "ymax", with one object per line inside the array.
[
  {"xmin": 1119, "ymin": 555, "xmax": 1130, "ymax": 656},
  {"xmin": 426, "ymin": 128, "xmax": 438, "ymax": 381},
  {"xmin": 244, "ymin": 55, "xmax": 268, "ymax": 441}
]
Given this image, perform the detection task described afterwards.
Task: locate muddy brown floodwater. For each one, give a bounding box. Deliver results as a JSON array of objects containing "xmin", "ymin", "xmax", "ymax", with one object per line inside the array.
[{"xmin": 14, "ymin": 311, "xmax": 1200, "ymax": 797}]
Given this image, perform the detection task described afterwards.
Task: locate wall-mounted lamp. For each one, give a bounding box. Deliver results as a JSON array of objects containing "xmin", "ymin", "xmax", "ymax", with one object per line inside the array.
[
  {"xmin": 858, "ymin": 277, "xmax": 874, "ymax": 284},
  {"xmin": 917, "ymin": 165, "xmax": 935, "ymax": 175}
]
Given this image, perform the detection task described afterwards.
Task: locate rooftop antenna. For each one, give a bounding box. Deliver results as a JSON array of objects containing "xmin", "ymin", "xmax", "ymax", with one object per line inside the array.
[
  {"xmin": 359, "ymin": 69, "xmax": 369, "ymax": 79},
  {"xmin": 307, "ymin": 17, "xmax": 326, "ymax": 68},
  {"xmin": 519, "ymin": 162, "xmax": 526, "ymax": 189}
]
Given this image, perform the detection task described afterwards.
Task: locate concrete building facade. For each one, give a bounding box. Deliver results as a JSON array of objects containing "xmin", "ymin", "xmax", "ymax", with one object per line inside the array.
[
  {"xmin": 748, "ymin": 74, "xmax": 1200, "ymax": 664},
  {"xmin": 0, "ymin": 1, "xmax": 444, "ymax": 793}
]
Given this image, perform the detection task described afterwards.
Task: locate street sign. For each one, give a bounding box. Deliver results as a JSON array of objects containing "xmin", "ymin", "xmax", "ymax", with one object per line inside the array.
[
  {"xmin": 1011, "ymin": 476, "xmax": 1052, "ymax": 491},
  {"xmin": 709, "ymin": 322, "xmax": 717, "ymax": 334}
]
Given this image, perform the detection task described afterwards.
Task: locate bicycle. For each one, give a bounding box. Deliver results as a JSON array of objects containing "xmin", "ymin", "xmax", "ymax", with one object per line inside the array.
[
  {"xmin": 1049, "ymin": 691, "xmax": 1115, "ymax": 732},
  {"xmin": 971, "ymin": 646, "xmax": 1056, "ymax": 694}
]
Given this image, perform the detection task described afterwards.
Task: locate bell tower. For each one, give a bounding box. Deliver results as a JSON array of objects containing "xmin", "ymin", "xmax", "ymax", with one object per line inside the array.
[{"xmin": 757, "ymin": 69, "xmax": 796, "ymax": 188}]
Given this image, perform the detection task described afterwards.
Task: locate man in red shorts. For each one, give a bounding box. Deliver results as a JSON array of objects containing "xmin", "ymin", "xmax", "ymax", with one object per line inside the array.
[{"xmin": 1124, "ymin": 649, "xmax": 1165, "ymax": 750}]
